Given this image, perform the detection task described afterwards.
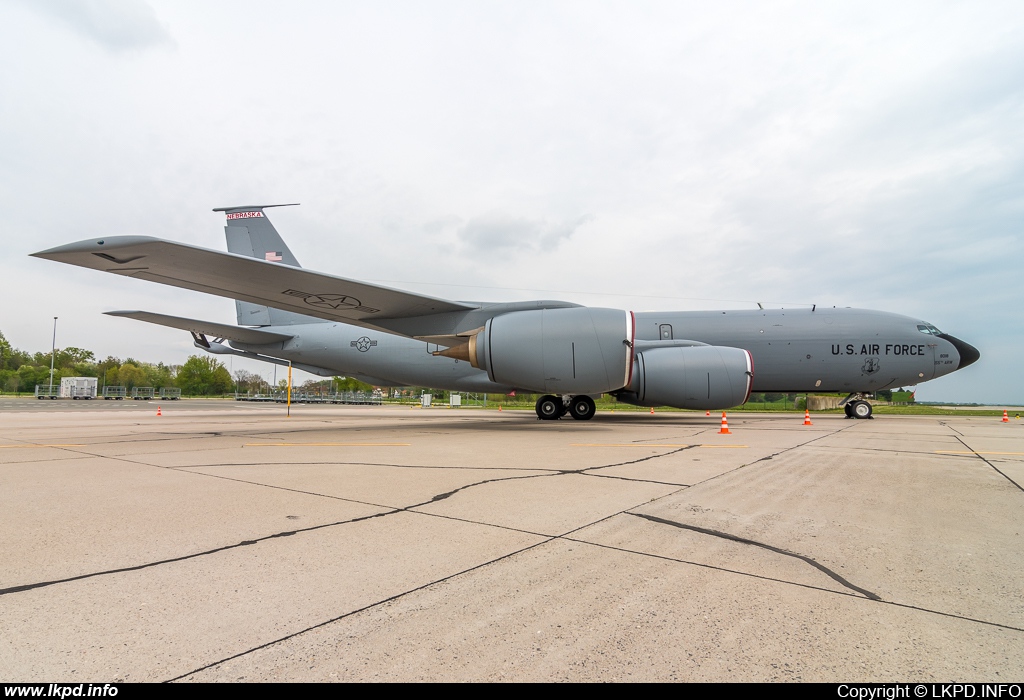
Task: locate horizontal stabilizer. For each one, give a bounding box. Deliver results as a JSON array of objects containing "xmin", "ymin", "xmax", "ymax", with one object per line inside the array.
[
  {"xmin": 105, "ymin": 311, "xmax": 294, "ymax": 345},
  {"xmin": 33, "ymin": 237, "xmax": 476, "ymax": 335}
]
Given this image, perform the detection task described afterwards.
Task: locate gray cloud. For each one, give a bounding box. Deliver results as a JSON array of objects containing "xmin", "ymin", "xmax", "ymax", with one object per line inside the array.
[
  {"xmin": 20, "ymin": 0, "xmax": 172, "ymax": 51},
  {"xmin": 457, "ymin": 213, "xmax": 593, "ymax": 253}
]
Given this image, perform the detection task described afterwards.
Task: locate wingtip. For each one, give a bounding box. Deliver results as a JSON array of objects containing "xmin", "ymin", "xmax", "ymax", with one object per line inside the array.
[{"xmin": 31, "ymin": 236, "xmax": 163, "ymax": 259}]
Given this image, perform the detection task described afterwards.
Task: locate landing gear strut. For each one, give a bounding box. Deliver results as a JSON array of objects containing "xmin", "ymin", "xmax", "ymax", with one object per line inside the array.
[
  {"xmin": 842, "ymin": 393, "xmax": 874, "ymax": 419},
  {"xmin": 535, "ymin": 395, "xmax": 596, "ymax": 421}
]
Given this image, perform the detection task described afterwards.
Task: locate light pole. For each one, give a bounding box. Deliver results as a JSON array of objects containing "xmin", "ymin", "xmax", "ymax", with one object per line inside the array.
[{"xmin": 48, "ymin": 316, "xmax": 58, "ymax": 394}]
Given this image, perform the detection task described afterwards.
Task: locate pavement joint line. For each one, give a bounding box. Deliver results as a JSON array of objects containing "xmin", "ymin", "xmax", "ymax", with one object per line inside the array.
[
  {"xmin": 177, "ymin": 461, "xmax": 551, "ymax": 473},
  {"xmin": 630, "ymin": 512, "xmax": 881, "ymax": 600},
  {"xmin": 572, "ymin": 443, "xmax": 695, "ymax": 447},
  {"xmin": 242, "ymin": 442, "xmax": 411, "ymax": 446},
  {"xmin": 950, "ymin": 435, "xmax": 1024, "ymax": 492},
  {"xmin": 168, "ymin": 478, "xmax": 697, "ymax": 681},
  {"xmin": 935, "ymin": 451, "xmax": 1024, "ymax": 455},
  {"xmin": 0, "ymin": 444, "xmax": 88, "ymax": 448},
  {"xmin": 561, "ymin": 535, "xmax": 1024, "ymax": 634},
  {"xmin": 570, "ymin": 443, "xmax": 749, "ymax": 448},
  {"xmin": 939, "ymin": 421, "xmax": 965, "ymax": 437},
  {"xmin": 565, "ymin": 534, "xmax": 872, "ymax": 601},
  {"xmin": 164, "ymin": 535, "xmax": 560, "ymax": 682},
  {"xmin": 0, "ymin": 509, "xmax": 401, "ymax": 598},
  {"xmin": 680, "ymin": 420, "xmax": 862, "ymax": 488},
  {"xmin": 0, "ymin": 469, "xmax": 568, "ymax": 600},
  {"xmin": 583, "ymin": 472, "xmax": 691, "ymax": 486}
]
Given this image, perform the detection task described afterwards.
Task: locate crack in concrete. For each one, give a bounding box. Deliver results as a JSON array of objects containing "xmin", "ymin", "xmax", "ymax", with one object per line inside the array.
[
  {"xmin": 0, "ymin": 510, "xmax": 398, "ymax": 597},
  {"xmin": 163, "ymin": 535, "xmax": 558, "ymax": 682},
  {"xmin": 0, "ymin": 439, "xmax": 705, "ymax": 597},
  {"xmin": 164, "ymin": 486, "xmax": 690, "ymax": 682},
  {"xmin": 938, "ymin": 421, "xmax": 964, "ymax": 437},
  {"xmin": 683, "ymin": 422, "xmax": 861, "ymax": 488},
  {"xmin": 951, "ymin": 435, "xmax": 1023, "ymax": 492},
  {"xmin": 629, "ymin": 512, "xmax": 881, "ymax": 600},
  {"xmin": 565, "ymin": 535, "xmax": 1024, "ymax": 633}
]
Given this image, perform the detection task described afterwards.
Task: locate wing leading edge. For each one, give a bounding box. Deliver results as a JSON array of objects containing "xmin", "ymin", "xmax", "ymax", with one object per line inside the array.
[
  {"xmin": 104, "ymin": 311, "xmax": 294, "ymax": 345},
  {"xmin": 32, "ymin": 236, "xmax": 476, "ymax": 336}
]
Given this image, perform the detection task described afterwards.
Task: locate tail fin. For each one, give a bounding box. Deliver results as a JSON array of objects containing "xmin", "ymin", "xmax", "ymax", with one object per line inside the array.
[{"xmin": 214, "ymin": 204, "xmax": 326, "ymax": 326}]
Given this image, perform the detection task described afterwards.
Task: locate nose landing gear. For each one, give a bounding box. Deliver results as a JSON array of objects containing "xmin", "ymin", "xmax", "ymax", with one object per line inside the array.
[{"xmin": 842, "ymin": 394, "xmax": 874, "ymax": 419}]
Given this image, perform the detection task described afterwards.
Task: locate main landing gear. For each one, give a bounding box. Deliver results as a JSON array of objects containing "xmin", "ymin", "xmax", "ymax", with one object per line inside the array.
[
  {"xmin": 842, "ymin": 393, "xmax": 874, "ymax": 419},
  {"xmin": 535, "ymin": 394, "xmax": 596, "ymax": 421}
]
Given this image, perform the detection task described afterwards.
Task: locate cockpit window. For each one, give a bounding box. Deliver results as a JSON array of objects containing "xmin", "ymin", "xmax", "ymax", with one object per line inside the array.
[{"xmin": 917, "ymin": 324, "xmax": 942, "ymax": 335}]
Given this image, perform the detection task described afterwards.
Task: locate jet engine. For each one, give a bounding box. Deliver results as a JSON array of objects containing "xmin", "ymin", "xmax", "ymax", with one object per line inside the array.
[
  {"xmin": 464, "ymin": 307, "xmax": 634, "ymax": 394},
  {"xmin": 616, "ymin": 345, "xmax": 753, "ymax": 409}
]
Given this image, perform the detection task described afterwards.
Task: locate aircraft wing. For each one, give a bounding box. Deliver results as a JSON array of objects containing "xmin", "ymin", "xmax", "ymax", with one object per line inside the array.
[
  {"xmin": 32, "ymin": 236, "xmax": 476, "ymax": 333},
  {"xmin": 104, "ymin": 311, "xmax": 294, "ymax": 345}
]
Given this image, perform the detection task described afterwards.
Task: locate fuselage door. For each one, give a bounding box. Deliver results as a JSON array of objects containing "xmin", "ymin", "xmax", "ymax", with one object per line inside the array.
[{"xmin": 926, "ymin": 342, "xmax": 939, "ymax": 380}]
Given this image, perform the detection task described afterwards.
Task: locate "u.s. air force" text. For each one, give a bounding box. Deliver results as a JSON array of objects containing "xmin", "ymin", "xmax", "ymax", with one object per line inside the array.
[{"xmin": 831, "ymin": 344, "xmax": 927, "ymax": 356}]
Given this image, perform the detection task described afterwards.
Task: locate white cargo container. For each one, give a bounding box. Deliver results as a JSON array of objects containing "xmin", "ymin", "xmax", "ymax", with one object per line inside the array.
[{"xmin": 60, "ymin": 377, "xmax": 98, "ymax": 399}]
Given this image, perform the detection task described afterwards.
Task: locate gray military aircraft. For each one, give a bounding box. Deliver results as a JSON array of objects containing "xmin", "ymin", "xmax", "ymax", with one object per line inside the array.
[{"xmin": 32, "ymin": 204, "xmax": 979, "ymax": 421}]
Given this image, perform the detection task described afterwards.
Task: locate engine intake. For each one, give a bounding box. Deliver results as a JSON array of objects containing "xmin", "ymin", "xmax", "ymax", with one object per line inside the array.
[
  {"xmin": 468, "ymin": 307, "xmax": 634, "ymax": 394},
  {"xmin": 616, "ymin": 345, "xmax": 752, "ymax": 410}
]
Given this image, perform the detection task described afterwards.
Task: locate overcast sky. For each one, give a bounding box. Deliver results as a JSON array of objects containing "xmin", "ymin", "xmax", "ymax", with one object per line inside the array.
[{"xmin": 1, "ymin": 1, "xmax": 1021, "ymax": 402}]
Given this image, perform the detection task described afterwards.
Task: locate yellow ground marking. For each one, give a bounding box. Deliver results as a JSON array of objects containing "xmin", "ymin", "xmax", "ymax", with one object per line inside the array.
[
  {"xmin": 244, "ymin": 442, "xmax": 410, "ymax": 447},
  {"xmin": 935, "ymin": 451, "xmax": 1024, "ymax": 456},
  {"xmin": 0, "ymin": 444, "xmax": 87, "ymax": 448},
  {"xmin": 571, "ymin": 444, "xmax": 748, "ymax": 448}
]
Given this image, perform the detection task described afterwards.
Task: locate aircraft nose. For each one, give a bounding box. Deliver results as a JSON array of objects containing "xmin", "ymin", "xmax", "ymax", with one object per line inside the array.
[{"xmin": 938, "ymin": 334, "xmax": 980, "ymax": 369}]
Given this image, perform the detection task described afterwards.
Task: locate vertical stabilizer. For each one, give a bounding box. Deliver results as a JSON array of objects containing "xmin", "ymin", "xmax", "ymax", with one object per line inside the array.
[{"xmin": 214, "ymin": 204, "xmax": 326, "ymax": 326}]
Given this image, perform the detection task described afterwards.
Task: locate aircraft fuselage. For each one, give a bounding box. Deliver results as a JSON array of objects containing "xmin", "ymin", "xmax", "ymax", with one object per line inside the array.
[{"xmin": 232, "ymin": 306, "xmax": 973, "ymax": 396}]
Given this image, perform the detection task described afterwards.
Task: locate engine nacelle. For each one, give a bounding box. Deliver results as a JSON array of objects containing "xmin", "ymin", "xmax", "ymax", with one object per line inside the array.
[
  {"xmin": 470, "ymin": 307, "xmax": 634, "ymax": 394},
  {"xmin": 617, "ymin": 345, "xmax": 752, "ymax": 409}
]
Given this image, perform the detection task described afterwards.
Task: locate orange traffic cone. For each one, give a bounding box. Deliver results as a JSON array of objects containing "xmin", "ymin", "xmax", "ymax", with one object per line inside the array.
[
  {"xmin": 705, "ymin": 410, "xmax": 710, "ymax": 417},
  {"xmin": 718, "ymin": 412, "xmax": 731, "ymax": 435},
  {"xmin": 156, "ymin": 406, "xmax": 162, "ymax": 417},
  {"xmin": 803, "ymin": 409, "xmax": 813, "ymax": 426},
  {"xmin": 498, "ymin": 405, "xmax": 502, "ymax": 412},
  {"xmin": 650, "ymin": 407, "xmax": 655, "ymax": 414},
  {"xmin": 1003, "ymin": 410, "xmax": 1009, "ymax": 423}
]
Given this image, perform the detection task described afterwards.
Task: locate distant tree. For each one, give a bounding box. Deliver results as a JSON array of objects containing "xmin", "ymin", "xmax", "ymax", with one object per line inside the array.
[
  {"xmin": 333, "ymin": 376, "xmax": 374, "ymax": 393},
  {"xmin": 0, "ymin": 332, "xmax": 32, "ymax": 373},
  {"xmin": 17, "ymin": 364, "xmax": 48, "ymax": 392},
  {"xmin": 235, "ymin": 369, "xmax": 270, "ymax": 394},
  {"xmin": 177, "ymin": 356, "xmax": 231, "ymax": 395},
  {"xmin": 144, "ymin": 362, "xmax": 175, "ymax": 389},
  {"xmin": 0, "ymin": 369, "xmax": 19, "ymax": 393}
]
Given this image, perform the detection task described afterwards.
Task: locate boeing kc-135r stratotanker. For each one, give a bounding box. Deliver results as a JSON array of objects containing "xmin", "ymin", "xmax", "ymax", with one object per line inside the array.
[{"xmin": 32, "ymin": 204, "xmax": 980, "ymax": 421}]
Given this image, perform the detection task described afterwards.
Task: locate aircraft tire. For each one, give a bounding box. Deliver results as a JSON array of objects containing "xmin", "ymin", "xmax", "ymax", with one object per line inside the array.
[
  {"xmin": 844, "ymin": 403, "xmax": 854, "ymax": 418},
  {"xmin": 569, "ymin": 396, "xmax": 596, "ymax": 421},
  {"xmin": 852, "ymin": 400, "xmax": 873, "ymax": 419},
  {"xmin": 536, "ymin": 395, "xmax": 562, "ymax": 420}
]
